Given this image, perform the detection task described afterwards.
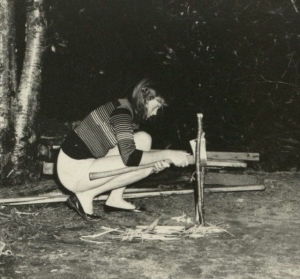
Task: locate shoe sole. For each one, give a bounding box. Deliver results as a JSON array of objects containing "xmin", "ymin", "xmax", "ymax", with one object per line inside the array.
[
  {"xmin": 67, "ymin": 198, "xmax": 87, "ymax": 219},
  {"xmin": 67, "ymin": 198, "xmax": 102, "ymax": 222},
  {"xmin": 104, "ymin": 205, "xmax": 145, "ymax": 213}
]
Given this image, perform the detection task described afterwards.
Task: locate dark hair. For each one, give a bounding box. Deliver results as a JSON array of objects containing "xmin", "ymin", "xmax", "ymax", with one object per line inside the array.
[{"xmin": 129, "ymin": 78, "xmax": 167, "ymax": 123}]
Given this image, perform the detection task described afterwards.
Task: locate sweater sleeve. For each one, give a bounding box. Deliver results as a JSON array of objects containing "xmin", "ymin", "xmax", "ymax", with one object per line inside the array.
[{"xmin": 110, "ymin": 108, "xmax": 143, "ymax": 166}]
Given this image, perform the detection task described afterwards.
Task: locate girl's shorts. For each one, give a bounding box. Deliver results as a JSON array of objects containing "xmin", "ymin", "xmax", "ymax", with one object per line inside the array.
[{"xmin": 57, "ymin": 149, "xmax": 95, "ymax": 192}]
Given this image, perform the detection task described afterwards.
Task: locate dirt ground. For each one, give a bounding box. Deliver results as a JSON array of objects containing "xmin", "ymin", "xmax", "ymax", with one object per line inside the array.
[{"xmin": 1, "ymin": 170, "xmax": 300, "ymax": 279}]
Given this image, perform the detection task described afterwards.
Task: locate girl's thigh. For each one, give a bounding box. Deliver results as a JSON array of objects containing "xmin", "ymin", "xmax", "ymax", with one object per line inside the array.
[
  {"xmin": 57, "ymin": 149, "xmax": 95, "ymax": 192},
  {"xmin": 75, "ymin": 155, "xmax": 129, "ymax": 191}
]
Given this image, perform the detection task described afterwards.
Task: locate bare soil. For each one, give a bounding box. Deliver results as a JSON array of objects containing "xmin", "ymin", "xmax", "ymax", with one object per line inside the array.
[{"xmin": 1, "ymin": 170, "xmax": 300, "ymax": 279}]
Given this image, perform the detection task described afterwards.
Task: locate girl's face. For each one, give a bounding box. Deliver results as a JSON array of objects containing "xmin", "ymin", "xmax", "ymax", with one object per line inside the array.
[{"xmin": 145, "ymin": 98, "xmax": 162, "ymax": 119}]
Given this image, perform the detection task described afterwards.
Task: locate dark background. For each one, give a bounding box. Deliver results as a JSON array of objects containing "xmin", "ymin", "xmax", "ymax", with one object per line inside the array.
[{"xmin": 16, "ymin": 0, "xmax": 300, "ymax": 171}]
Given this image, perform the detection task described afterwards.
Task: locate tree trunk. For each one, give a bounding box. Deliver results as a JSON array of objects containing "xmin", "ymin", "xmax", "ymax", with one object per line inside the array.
[
  {"xmin": 12, "ymin": 0, "xmax": 46, "ymax": 169},
  {"xmin": 8, "ymin": 0, "xmax": 18, "ymax": 123},
  {"xmin": 0, "ymin": 0, "xmax": 12, "ymax": 178}
]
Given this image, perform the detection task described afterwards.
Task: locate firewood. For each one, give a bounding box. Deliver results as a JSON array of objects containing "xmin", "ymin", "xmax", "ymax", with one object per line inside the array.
[{"xmin": 207, "ymin": 151, "xmax": 259, "ymax": 161}]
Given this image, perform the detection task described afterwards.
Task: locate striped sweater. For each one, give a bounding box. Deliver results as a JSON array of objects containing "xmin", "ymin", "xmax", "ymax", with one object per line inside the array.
[{"xmin": 61, "ymin": 99, "xmax": 143, "ymax": 166}]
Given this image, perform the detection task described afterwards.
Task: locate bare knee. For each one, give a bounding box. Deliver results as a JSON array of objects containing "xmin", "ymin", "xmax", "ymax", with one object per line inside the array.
[{"xmin": 134, "ymin": 131, "xmax": 152, "ymax": 151}]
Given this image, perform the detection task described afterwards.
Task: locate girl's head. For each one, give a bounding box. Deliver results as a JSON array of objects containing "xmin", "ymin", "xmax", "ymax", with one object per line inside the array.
[{"xmin": 130, "ymin": 78, "xmax": 167, "ymax": 123}]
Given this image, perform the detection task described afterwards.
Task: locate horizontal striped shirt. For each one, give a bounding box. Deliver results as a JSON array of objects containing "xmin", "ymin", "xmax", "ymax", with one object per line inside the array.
[{"xmin": 62, "ymin": 99, "xmax": 143, "ymax": 166}]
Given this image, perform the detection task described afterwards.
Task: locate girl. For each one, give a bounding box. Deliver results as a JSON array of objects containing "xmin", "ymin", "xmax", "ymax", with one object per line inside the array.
[{"xmin": 57, "ymin": 78, "xmax": 189, "ymax": 221}]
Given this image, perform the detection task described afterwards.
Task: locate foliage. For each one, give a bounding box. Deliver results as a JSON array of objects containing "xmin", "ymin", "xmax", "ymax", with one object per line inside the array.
[{"xmin": 38, "ymin": 0, "xmax": 300, "ymax": 171}]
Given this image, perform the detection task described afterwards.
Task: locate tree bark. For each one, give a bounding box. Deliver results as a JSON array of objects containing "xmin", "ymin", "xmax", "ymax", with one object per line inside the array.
[
  {"xmin": 12, "ymin": 0, "xmax": 46, "ymax": 168},
  {"xmin": 0, "ymin": 0, "xmax": 12, "ymax": 177},
  {"xmin": 8, "ymin": 0, "xmax": 18, "ymax": 122}
]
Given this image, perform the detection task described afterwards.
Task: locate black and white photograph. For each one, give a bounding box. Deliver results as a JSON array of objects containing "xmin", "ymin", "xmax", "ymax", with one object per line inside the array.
[{"xmin": 0, "ymin": 0, "xmax": 300, "ymax": 278}]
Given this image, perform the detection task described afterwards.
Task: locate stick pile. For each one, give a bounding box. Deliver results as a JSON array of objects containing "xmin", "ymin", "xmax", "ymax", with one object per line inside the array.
[{"xmin": 80, "ymin": 217, "xmax": 233, "ymax": 244}]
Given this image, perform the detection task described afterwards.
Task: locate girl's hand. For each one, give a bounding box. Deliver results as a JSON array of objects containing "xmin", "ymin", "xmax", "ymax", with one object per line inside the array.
[
  {"xmin": 153, "ymin": 160, "xmax": 170, "ymax": 173},
  {"xmin": 167, "ymin": 150, "xmax": 190, "ymax": 167}
]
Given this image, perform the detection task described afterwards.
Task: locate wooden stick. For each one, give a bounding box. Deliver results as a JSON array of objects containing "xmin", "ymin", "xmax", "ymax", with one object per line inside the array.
[
  {"xmin": 205, "ymin": 185, "xmax": 265, "ymax": 192},
  {"xmin": 1, "ymin": 185, "xmax": 265, "ymax": 205},
  {"xmin": 195, "ymin": 113, "xmax": 205, "ymax": 224},
  {"xmin": 206, "ymin": 160, "xmax": 247, "ymax": 168},
  {"xmin": 206, "ymin": 151, "xmax": 259, "ymax": 161},
  {"xmin": 0, "ymin": 188, "xmax": 160, "ymax": 204}
]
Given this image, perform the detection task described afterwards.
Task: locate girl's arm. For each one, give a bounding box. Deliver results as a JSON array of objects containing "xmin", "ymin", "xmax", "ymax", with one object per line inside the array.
[{"xmin": 140, "ymin": 149, "xmax": 189, "ymax": 167}]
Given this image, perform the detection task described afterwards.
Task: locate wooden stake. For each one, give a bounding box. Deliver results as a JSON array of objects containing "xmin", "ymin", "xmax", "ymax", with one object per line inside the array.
[
  {"xmin": 0, "ymin": 185, "xmax": 265, "ymax": 205},
  {"xmin": 195, "ymin": 113, "xmax": 206, "ymax": 225}
]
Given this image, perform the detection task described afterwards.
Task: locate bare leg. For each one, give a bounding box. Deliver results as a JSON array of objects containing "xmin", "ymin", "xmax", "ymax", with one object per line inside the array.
[
  {"xmin": 76, "ymin": 167, "xmax": 152, "ymax": 213},
  {"xmin": 104, "ymin": 187, "xmax": 126, "ymax": 207},
  {"xmin": 106, "ymin": 131, "xmax": 152, "ymax": 208},
  {"xmin": 74, "ymin": 132, "xmax": 152, "ymax": 214}
]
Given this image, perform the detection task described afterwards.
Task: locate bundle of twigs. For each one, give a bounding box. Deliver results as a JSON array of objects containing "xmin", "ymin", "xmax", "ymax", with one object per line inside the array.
[
  {"xmin": 117, "ymin": 225, "xmax": 184, "ymax": 241},
  {"xmin": 184, "ymin": 223, "xmax": 234, "ymax": 238},
  {"xmin": 80, "ymin": 217, "xmax": 233, "ymax": 244}
]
